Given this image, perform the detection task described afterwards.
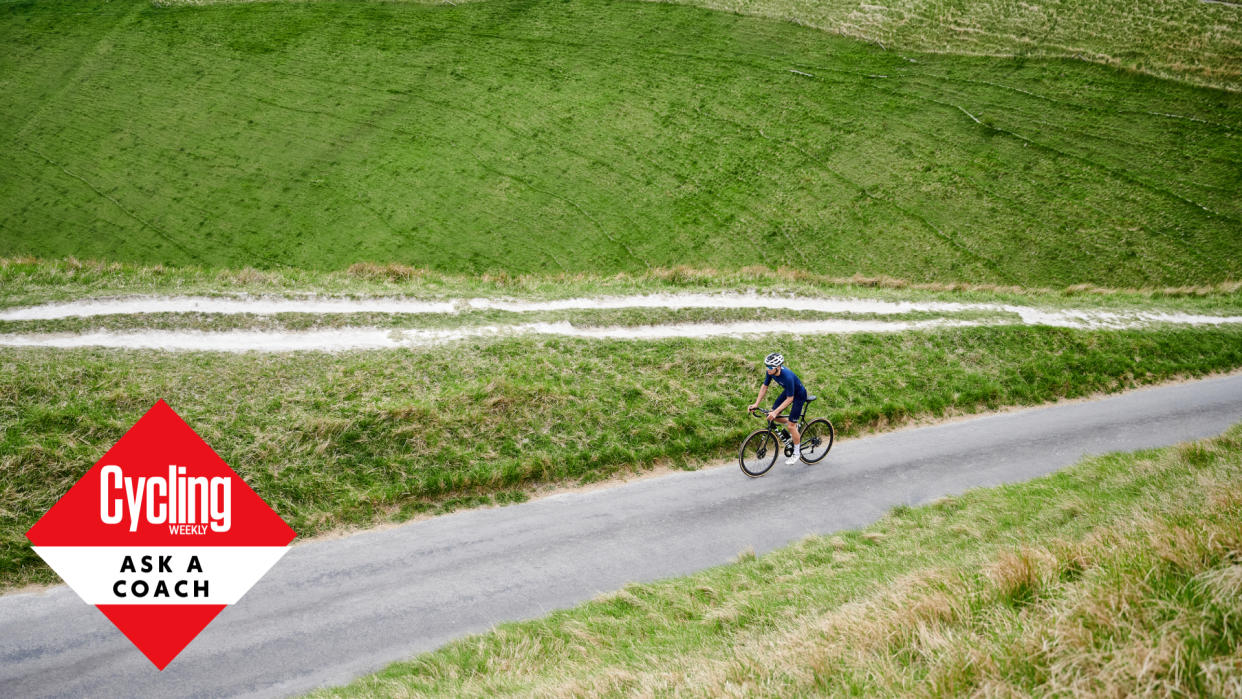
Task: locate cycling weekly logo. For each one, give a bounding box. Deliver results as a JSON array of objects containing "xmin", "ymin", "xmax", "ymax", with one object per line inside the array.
[{"xmin": 26, "ymin": 400, "xmax": 296, "ymax": 670}]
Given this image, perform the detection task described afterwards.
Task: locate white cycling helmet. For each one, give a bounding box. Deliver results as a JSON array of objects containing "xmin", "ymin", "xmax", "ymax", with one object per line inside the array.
[{"xmin": 764, "ymin": 352, "xmax": 784, "ymax": 368}]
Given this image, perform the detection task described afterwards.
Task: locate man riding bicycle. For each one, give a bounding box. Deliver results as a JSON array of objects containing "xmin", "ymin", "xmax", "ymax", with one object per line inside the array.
[{"xmin": 747, "ymin": 352, "xmax": 810, "ymax": 465}]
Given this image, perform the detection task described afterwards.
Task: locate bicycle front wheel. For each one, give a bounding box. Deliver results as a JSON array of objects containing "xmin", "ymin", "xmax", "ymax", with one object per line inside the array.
[
  {"xmin": 799, "ymin": 419, "xmax": 835, "ymax": 464},
  {"xmin": 739, "ymin": 429, "xmax": 779, "ymax": 477}
]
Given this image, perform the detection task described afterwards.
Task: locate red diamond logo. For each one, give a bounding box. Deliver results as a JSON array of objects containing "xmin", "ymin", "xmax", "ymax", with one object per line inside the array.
[{"xmin": 26, "ymin": 400, "xmax": 296, "ymax": 669}]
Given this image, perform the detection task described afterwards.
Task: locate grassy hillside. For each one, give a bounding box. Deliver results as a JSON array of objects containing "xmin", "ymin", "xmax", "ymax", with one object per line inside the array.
[
  {"xmin": 5, "ymin": 323, "xmax": 1242, "ymax": 589},
  {"xmin": 314, "ymin": 424, "xmax": 1242, "ymax": 696},
  {"xmin": 3, "ymin": 0, "xmax": 1240, "ymax": 286}
]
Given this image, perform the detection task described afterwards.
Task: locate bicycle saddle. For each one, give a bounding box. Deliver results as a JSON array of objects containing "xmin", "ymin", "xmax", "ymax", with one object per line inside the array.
[{"xmin": 806, "ymin": 395, "xmax": 817, "ymax": 401}]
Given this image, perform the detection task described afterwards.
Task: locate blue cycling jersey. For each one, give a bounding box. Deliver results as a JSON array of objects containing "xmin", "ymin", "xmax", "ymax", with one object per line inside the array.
[{"xmin": 763, "ymin": 367, "xmax": 807, "ymax": 398}]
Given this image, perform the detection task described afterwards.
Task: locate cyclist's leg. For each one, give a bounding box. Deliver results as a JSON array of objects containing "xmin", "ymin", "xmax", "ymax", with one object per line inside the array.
[{"xmin": 787, "ymin": 396, "xmax": 806, "ymax": 444}]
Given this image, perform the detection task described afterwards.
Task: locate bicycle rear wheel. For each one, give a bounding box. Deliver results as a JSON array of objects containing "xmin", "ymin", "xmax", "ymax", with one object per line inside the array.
[
  {"xmin": 739, "ymin": 429, "xmax": 779, "ymax": 477},
  {"xmin": 799, "ymin": 418, "xmax": 835, "ymax": 464}
]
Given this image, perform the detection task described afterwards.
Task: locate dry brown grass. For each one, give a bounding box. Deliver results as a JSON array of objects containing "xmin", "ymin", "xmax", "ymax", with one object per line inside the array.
[
  {"xmin": 5, "ymin": 257, "xmax": 1242, "ymax": 303},
  {"xmin": 612, "ymin": 485, "xmax": 1240, "ymax": 696},
  {"xmin": 230, "ymin": 267, "xmax": 283, "ymax": 285},
  {"xmin": 345, "ymin": 262, "xmax": 429, "ymax": 282}
]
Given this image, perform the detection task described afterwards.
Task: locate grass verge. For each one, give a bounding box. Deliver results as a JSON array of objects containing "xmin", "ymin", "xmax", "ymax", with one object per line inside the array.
[
  {"xmin": 4, "ymin": 325, "xmax": 1242, "ymax": 589},
  {"xmin": 310, "ymin": 423, "xmax": 1242, "ymax": 696},
  {"xmin": 4, "ymin": 259, "xmax": 1242, "ymax": 315}
]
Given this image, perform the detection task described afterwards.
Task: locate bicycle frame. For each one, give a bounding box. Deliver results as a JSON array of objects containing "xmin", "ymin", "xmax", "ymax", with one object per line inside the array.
[{"xmin": 750, "ymin": 406, "xmax": 810, "ymax": 453}]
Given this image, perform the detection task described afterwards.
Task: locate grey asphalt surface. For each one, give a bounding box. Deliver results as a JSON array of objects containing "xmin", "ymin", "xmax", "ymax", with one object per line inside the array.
[{"xmin": 3, "ymin": 373, "xmax": 1241, "ymax": 697}]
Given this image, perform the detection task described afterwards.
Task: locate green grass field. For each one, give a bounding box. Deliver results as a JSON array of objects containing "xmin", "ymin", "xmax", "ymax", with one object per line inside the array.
[
  {"xmin": 3, "ymin": 0, "xmax": 1240, "ymax": 286},
  {"xmin": 313, "ymin": 424, "xmax": 1242, "ymax": 696}
]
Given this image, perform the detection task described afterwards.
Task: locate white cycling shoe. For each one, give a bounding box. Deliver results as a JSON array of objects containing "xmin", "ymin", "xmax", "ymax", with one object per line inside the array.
[{"xmin": 785, "ymin": 451, "xmax": 801, "ymax": 465}]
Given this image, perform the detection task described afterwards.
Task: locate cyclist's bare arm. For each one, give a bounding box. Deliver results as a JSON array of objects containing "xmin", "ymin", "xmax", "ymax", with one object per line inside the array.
[
  {"xmin": 748, "ymin": 384, "xmax": 768, "ymax": 411},
  {"xmin": 769, "ymin": 395, "xmax": 794, "ymax": 421}
]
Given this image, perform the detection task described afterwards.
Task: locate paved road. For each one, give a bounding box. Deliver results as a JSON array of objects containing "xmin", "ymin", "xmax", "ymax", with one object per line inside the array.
[{"xmin": 3, "ymin": 374, "xmax": 1241, "ymax": 697}]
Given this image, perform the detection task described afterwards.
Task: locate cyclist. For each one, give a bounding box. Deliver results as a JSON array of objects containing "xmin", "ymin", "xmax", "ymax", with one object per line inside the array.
[{"xmin": 747, "ymin": 352, "xmax": 810, "ymax": 464}]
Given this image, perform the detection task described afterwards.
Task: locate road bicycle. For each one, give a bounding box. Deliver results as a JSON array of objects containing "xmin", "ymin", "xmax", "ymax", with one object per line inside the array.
[{"xmin": 739, "ymin": 396, "xmax": 834, "ymax": 477}]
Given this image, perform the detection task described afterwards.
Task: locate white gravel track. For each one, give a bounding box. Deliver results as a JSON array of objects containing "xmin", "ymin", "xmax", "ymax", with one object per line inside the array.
[{"xmin": 1, "ymin": 293, "xmax": 1239, "ymax": 352}]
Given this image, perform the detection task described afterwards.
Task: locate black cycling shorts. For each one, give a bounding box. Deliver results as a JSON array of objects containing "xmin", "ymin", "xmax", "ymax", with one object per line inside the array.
[{"xmin": 773, "ymin": 392, "xmax": 806, "ymax": 421}]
